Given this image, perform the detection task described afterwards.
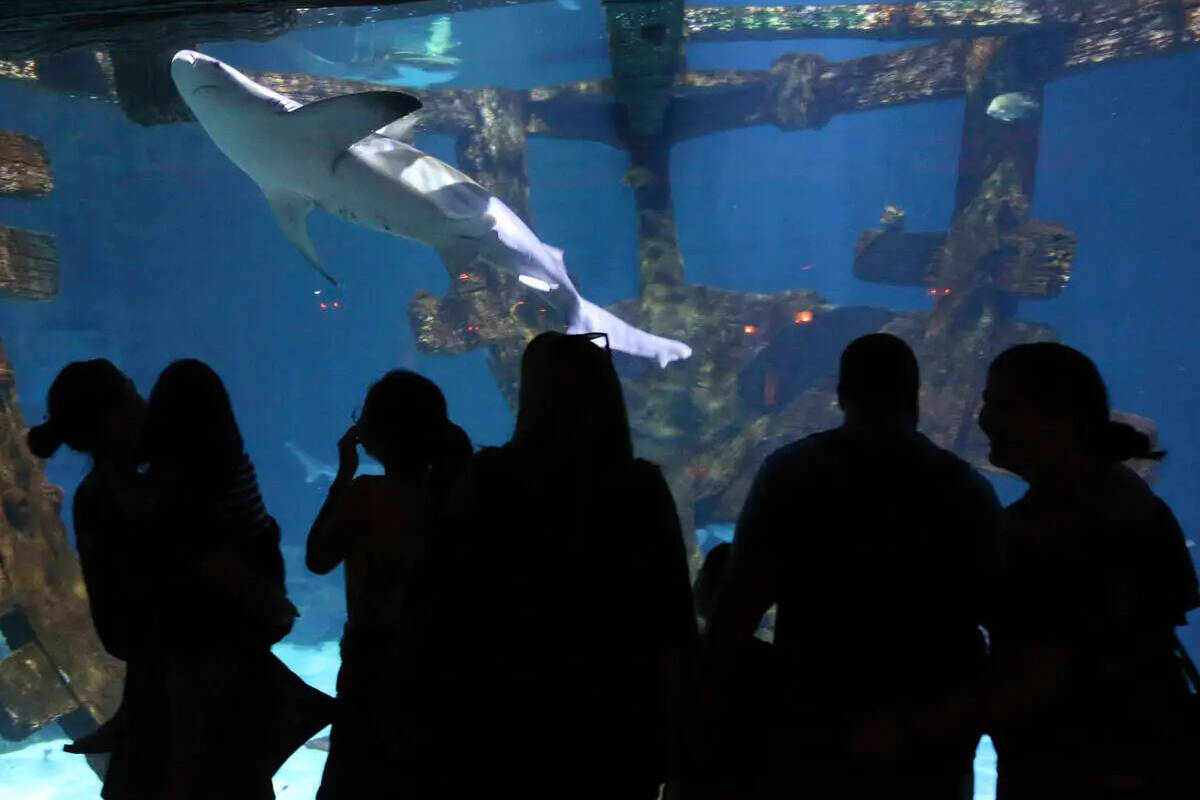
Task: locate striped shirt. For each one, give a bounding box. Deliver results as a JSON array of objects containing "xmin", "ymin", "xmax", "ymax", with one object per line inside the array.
[{"xmin": 213, "ymin": 453, "xmax": 274, "ymax": 544}]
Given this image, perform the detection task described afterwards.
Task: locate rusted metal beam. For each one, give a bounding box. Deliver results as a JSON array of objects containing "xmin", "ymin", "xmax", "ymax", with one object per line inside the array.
[
  {"xmin": 605, "ymin": 0, "xmax": 686, "ymax": 137},
  {"xmin": 0, "ymin": 2, "xmax": 296, "ymax": 60},
  {"xmin": 686, "ymin": 1, "xmax": 1080, "ymax": 43},
  {"xmin": 854, "ymin": 219, "xmax": 1075, "ymax": 299},
  {"xmin": 0, "ymin": 339, "xmax": 123, "ymax": 743},
  {"xmin": 0, "ymin": 132, "xmax": 51, "ymax": 197},
  {"xmin": 0, "ymin": 641, "xmax": 78, "ymax": 740},
  {"xmin": 4, "ymin": 0, "xmax": 1197, "ymax": 139},
  {"xmin": 0, "ymin": 226, "xmax": 58, "ymax": 302}
]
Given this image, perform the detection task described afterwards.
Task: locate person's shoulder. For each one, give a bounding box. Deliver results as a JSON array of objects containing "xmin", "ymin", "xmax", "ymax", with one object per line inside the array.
[
  {"xmin": 631, "ymin": 457, "xmax": 664, "ymax": 478},
  {"xmin": 349, "ymin": 473, "xmax": 388, "ymax": 490},
  {"xmin": 72, "ymin": 471, "xmax": 103, "ymax": 516},
  {"xmin": 762, "ymin": 431, "xmax": 833, "ymax": 472},
  {"xmin": 912, "ymin": 431, "xmax": 984, "ymax": 476},
  {"xmin": 1094, "ymin": 463, "xmax": 1167, "ymax": 525},
  {"xmin": 471, "ymin": 445, "xmax": 509, "ymax": 466},
  {"xmin": 344, "ymin": 474, "xmax": 400, "ymax": 504},
  {"xmin": 463, "ymin": 445, "xmax": 515, "ymax": 483},
  {"xmin": 907, "ymin": 431, "xmax": 999, "ymax": 501}
]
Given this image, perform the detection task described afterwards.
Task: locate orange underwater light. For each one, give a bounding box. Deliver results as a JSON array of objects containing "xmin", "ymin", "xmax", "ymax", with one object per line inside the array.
[
  {"xmin": 795, "ymin": 310, "xmax": 814, "ymax": 324},
  {"xmin": 743, "ymin": 324, "xmax": 757, "ymax": 335}
]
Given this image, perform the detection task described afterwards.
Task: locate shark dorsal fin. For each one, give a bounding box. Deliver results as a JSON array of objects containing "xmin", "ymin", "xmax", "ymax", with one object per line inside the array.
[{"xmin": 285, "ymin": 91, "xmax": 423, "ymax": 162}]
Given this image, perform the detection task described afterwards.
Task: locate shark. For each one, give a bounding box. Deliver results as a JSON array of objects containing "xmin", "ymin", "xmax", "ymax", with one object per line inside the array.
[
  {"xmin": 277, "ymin": 39, "xmax": 459, "ymax": 89},
  {"xmin": 285, "ymin": 441, "xmax": 384, "ymax": 483},
  {"xmin": 170, "ymin": 50, "xmax": 692, "ymax": 367},
  {"xmin": 278, "ymin": 16, "xmax": 461, "ymax": 88}
]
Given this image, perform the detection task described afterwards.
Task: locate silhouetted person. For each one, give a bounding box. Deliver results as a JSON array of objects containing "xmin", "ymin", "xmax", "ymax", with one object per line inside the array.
[
  {"xmin": 307, "ymin": 370, "xmax": 470, "ymax": 800},
  {"xmin": 419, "ymin": 331, "xmax": 698, "ymax": 799},
  {"xmin": 708, "ymin": 333, "xmax": 1000, "ymax": 799},
  {"xmin": 695, "ymin": 543, "xmax": 732, "ymax": 633},
  {"xmin": 28, "ymin": 360, "xmax": 154, "ymax": 799},
  {"xmin": 977, "ymin": 343, "xmax": 1199, "ymax": 799},
  {"xmin": 118, "ymin": 359, "xmax": 328, "ymax": 800},
  {"xmin": 671, "ymin": 542, "xmax": 779, "ymax": 800}
]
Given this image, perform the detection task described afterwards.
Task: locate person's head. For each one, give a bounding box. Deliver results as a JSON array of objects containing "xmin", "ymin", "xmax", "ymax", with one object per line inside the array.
[
  {"xmin": 143, "ymin": 359, "xmax": 243, "ymax": 481},
  {"xmin": 837, "ymin": 333, "xmax": 919, "ymax": 428},
  {"xmin": 356, "ymin": 370, "xmax": 456, "ymax": 474},
  {"xmin": 27, "ymin": 359, "xmax": 144, "ymax": 462},
  {"xmin": 512, "ymin": 331, "xmax": 633, "ymax": 467},
  {"xmin": 980, "ymin": 342, "xmax": 1161, "ymax": 482},
  {"xmin": 694, "ymin": 542, "xmax": 731, "ymax": 627}
]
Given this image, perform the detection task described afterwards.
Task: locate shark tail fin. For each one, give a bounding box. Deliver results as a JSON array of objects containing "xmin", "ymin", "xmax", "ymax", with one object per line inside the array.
[
  {"xmin": 567, "ymin": 297, "xmax": 691, "ymax": 368},
  {"xmin": 284, "ymin": 441, "xmax": 324, "ymax": 484}
]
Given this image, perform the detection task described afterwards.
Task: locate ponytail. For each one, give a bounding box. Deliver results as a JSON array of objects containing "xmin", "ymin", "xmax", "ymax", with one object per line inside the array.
[
  {"xmin": 1100, "ymin": 420, "xmax": 1165, "ymax": 463},
  {"xmin": 431, "ymin": 422, "xmax": 472, "ymax": 509},
  {"xmin": 27, "ymin": 419, "xmax": 65, "ymax": 459},
  {"xmin": 27, "ymin": 359, "xmax": 131, "ymax": 458}
]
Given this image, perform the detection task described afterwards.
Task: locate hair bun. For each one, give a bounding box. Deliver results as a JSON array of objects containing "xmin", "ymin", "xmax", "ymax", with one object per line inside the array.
[
  {"xmin": 1103, "ymin": 420, "xmax": 1164, "ymax": 463},
  {"xmin": 27, "ymin": 420, "xmax": 64, "ymax": 459}
]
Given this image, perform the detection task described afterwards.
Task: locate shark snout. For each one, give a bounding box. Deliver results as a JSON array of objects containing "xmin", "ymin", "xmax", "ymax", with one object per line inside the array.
[{"xmin": 172, "ymin": 50, "xmax": 200, "ymax": 66}]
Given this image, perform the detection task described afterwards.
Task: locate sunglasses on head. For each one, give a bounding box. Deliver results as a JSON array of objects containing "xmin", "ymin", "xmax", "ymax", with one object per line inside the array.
[{"xmin": 573, "ymin": 331, "xmax": 611, "ymax": 353}]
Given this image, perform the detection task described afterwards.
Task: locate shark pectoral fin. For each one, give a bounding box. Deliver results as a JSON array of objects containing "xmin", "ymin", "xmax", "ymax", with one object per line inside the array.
[
  {"xmin": 285, "ymin": 91, "xmax": 423, "ymax": 159},
  {"xmin": 267, "ymin": 190, "xmax": 339, "ymax": 286}
]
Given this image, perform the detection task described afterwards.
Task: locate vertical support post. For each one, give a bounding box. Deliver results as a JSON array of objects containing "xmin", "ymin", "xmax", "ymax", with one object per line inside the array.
[
  {"xmin": 454, "ymin": 87, "xmax": 532, "ymax": 224},
  {"xmin": 449, "ymin": 89, "xmax": 540, "ymax": 409},
  {"xmin": 920, "ymin": 32, "xmax": 1066, "ymax": 453},
  {"xmin": 629, "ymin": 135, "xmax": 685, "ymax": 294}
]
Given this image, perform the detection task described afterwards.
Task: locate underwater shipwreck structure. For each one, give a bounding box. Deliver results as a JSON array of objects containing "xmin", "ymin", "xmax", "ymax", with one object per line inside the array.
[{"xmin": 0, "ymin": 0, "xmax": 1196, "ymax": 759}]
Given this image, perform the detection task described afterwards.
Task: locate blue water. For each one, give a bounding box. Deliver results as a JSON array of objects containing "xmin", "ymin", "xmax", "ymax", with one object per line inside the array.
[{"xmin": 0, "ymin": 2, "xmax": 1196, "ymax": 796}]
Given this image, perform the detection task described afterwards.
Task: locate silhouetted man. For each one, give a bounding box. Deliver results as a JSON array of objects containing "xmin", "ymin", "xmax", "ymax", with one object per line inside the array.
[{"xmin": 708, "ymin": 333, "xmax": 1000, "ymax": 799}]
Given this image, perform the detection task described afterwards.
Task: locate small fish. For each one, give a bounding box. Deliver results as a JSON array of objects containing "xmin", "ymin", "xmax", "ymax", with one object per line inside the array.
[
  {"xmin": 986, "ymin": 92, "xmax": 1041, "ymax": 123},
  {"xmin": 879, "ymin": 204, "xmax": 906, "ymax": 230},
  {"xmin": 621, "ymin": 166, "xmax": 653, "ymax": 190},
  {"xmin": 556, "ymin": 0, "xmax": 583, "ymax": 10}
]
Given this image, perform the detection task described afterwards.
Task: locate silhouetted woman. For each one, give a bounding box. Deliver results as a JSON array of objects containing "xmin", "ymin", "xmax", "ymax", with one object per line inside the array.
[
  {"xmin": 140, "ymin": 359, "xmax": 330, "ymax": 800},
  {"xmin": 27, "ymin": 360, "xmax": 154, "ymax": 799},
  {"xmin": 424, "ymin": 331, "xmax": 698, "ymax": 799},
  {"xmin": 307, "ymin": 370, "xmax": 470, "ymax": 800},
  {"xmin": 979, "ymin": 343, "xmax": 1199, "ymax": 799}
]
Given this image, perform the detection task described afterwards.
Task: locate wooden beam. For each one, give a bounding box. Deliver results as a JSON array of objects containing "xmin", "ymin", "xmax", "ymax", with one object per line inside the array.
[
  {"xmin": 0, "ymin": 642, "xmax": 78, "ymax": 740},
  {"xmin": 604, "ymin": 0, "xmax": 686, "ymax": 137},
  {"xmin": 0, "ymin": 132, "xmax": 51, "ymax": 197},
  {"xmin": 0, "ymin": 0, "xmax": 559, "ymax": 60},
  {"xmin": 294, "ymin": 1, "xmax": 549, "ymax": 30},
  {"xmin": 0, "ymin": 561, "xmax": 14, "ymax": 619},
  {"xmin": 854, "ymin": 221, "xmax": 1075, "ymax": 299},
  {"xmin": 0, "ymin": 3, "xmax": 296, "ymax": 60},
  {"xmin": 0, "ymin": 226, "xmax": 58, "ymax": 302},
  {"xmin": 673, "ymin": 1, "xmax": 1200, "ymax": 141},
  {"xmin": 4, "ymin": 0, "xmax": 1197, "ymax": 139},
  {"xmin": 110, "ymin": 43, "xmax": 193, "ymax": 125},
  {"xmin": 685, "ymin": 1, "xmax": 1079, "ymax": 43},
  {"xmin": 0, "ymin": 336, "xmax": 124, "ymax": 744},
  {"xmin": 602, "ymin": 0, "xmax": 689, "ymax": 293}
]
